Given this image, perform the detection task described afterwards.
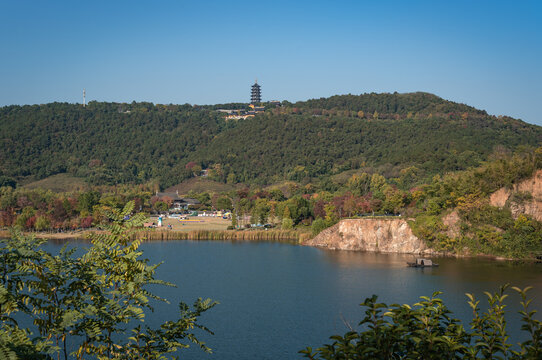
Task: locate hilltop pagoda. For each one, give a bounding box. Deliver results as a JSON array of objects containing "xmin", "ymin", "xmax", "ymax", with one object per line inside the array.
[{"xmin": 251, "ymin": 80, "xmax": 261, "ymax": 104}]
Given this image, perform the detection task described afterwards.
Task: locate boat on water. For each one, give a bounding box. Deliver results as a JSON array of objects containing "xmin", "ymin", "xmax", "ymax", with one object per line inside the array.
[{"xmin": 407, "ymin": 258, "xmax": 439, "ymax": 268}]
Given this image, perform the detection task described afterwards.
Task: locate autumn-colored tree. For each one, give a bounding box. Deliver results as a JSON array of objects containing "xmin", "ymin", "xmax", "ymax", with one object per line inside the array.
[
  {"xmin": 342, "ymin": 195, "xmax": 358, "ymax": 217},
  {"xmin": 80, "ymin": 216, "xmax": 93, "ymax": 228},
  {"xmin": 185, "ymin": 161, "xmax": 197, "ymax": 170},
  {"xmin": 0, "ymin": 210, "xmax": 15, "ymax": 227},
  {"xmin": 312, "ymin": 200, "xmax": 326, "ymax": 219}
]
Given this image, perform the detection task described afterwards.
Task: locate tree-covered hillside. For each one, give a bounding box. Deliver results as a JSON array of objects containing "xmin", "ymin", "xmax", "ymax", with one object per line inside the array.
[
  {"xmin": 1, "ymin": 92, "xmax": 540, "ymax": 189},
  {"xmin": 196, "ymin": 110, "xmax": 539, "ymax": 185},
  {"xmin": 0, "ymin": 102, "xmax": 229, "ymax": 187},
  {"xmin": 292, "ymin": 91, "xmax": 485, "ymax": 115}
]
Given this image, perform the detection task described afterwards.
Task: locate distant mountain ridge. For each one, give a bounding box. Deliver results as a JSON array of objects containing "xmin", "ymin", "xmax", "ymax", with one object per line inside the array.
[{"xmin": 0, "ymin": 92, "xmax": 540, "ymax": 189}]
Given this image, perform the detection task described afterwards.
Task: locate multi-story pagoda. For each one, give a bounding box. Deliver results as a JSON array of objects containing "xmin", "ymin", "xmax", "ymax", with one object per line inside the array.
[{"xmin": 251, "ymin": 80, "xmax": 261, "ymax": 104}]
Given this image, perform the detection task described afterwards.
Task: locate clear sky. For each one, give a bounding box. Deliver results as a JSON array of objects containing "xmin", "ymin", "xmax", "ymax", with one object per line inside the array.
[{"xmin": 1, "ymin": 0, "xmax": 541, "ymax": 124}]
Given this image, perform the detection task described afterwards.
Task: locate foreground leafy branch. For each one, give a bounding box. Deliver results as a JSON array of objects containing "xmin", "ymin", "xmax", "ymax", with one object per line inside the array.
[
  {"xmin": 0, "ymin": 201, "xmax": 216, "ymax": 359},
  {"xmin": 301, "ymin": 285, "xmax": 542, "ymax": 359}
]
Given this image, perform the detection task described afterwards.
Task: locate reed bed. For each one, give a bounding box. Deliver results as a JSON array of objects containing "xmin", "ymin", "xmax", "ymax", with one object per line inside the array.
[
  {"xmin": 134, "ymin": 229, "xmax": 312, "ymax": 244},
  {"xmin": 1, "ymin": 228, "xmax": 314, "ymax": 245}
]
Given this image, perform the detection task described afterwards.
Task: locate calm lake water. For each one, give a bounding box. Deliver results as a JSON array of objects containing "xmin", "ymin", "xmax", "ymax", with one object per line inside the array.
[{"xmin": 42, "ymin": 240, "xmax": 542, "ymax": 359}]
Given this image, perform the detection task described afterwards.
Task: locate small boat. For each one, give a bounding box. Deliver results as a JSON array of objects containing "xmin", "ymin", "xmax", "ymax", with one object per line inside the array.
[{"xmin": 407, "ymin": 258, "xmax": 439, "ymax": 268}]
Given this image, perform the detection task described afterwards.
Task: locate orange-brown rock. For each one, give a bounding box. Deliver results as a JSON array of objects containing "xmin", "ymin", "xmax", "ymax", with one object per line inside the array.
[
  {"xmin": 489, "ymin": 188, "xmax": 511, "ymax": 208},
  {"xmin": 303, "ymin": 218, "xmax": 428, "ymax": 254}
]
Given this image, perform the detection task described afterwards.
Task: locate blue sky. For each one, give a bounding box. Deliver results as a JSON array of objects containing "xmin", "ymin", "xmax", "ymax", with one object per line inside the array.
[{"xmin": 1, "ymin": 0, "xmax": 541, "ymax": 124}]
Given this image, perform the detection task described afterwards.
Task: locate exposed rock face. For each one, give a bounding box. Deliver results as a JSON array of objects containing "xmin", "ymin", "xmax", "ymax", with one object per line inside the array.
[
  {"xmin": 442, "ymin": 210, "xmax": 461, "ymax": 238},
  {"xmin": 303, "ymin": 218, "xmax": 427, "ymax": 254},
  {"xmin": 489, "ymin": 170, "xmax": 542, "ymax": 221},
  {"xmin": 489, "ymin": 188, "xmax": 510, "ymax": 208}
]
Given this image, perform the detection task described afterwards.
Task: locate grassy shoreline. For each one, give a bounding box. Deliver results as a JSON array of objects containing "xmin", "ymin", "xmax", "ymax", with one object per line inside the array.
[{"xmin": 0, "ymin": 228, "xmax": 312, "ymax": 244}]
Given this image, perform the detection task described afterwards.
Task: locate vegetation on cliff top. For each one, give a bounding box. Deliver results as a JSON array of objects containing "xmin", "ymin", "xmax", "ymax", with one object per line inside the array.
[{"xmin": 408, "ymin": 147, "xmax": 542, "ymax": 258}]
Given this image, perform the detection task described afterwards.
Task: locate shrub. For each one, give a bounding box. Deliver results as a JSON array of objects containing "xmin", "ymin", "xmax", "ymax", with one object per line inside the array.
[
  {"xmin": 311, "ymin": 218, "xmax": 328, "ymax": 236},
  {"xmin": 0, "ymin": 201, "xmax": 216, "ymax": 359},
  {"xmin": 301, "ymin": 285, "xmax": 542, "ymax": 359}
]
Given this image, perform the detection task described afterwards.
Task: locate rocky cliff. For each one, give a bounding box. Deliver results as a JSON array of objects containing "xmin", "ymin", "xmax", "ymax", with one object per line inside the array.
[
  {"xmin": 489, "ymin": 169, "xmax": 542, "ymax": 221},
  {"xmin": 303, "ymin": 218, "xmax": 428, "ymax": 254}
]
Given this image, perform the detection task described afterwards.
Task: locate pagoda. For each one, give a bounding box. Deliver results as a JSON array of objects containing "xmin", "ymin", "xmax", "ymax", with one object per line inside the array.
[{"xmin": 251, "ymin": 80, "xmax": 261, "ymax": 104}]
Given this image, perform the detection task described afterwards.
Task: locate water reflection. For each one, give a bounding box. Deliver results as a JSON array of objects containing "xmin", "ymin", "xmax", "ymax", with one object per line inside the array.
[
  {"xmin": 320, "ymin": 249, "xmax": 542, "ymax": 320},
  {"xmin": 322, "ymin": 249, "xmax": 417, "ymax": 269},
  {"xmin": 321, "ymin": 249, "xmax": 542, "ymax": 289}
]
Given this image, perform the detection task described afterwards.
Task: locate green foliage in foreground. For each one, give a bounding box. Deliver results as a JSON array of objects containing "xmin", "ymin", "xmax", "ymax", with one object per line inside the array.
[
  {"xmin": 301, "ymin": 285, "xmax": 542, "ymax": 359},
  {"xmin": 0, "ymin": 201, "xmax": 216, "ymax": 360}
]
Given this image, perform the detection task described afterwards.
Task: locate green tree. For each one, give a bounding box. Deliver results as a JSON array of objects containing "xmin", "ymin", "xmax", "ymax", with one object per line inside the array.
[
  {"xmin": 283, "ymin": 205, "xmax": 291, "ymax": 221},
  {"xmin": 381, "ymin": 185, "xmax": 405, "ymax": 214},
  {"xmin": 370, "ymin": 173, "xmax": 386, "ymax": 194},
  {"xmin": 226, "ymin": 172, "xmax": 236, "ymax": 184},
  {"xmin": 252, "ymin": 198, "xmax": 270, "ymax": 224},
  {"xmin": 77, "ymin": 191, "xmax": 101, "ymax": 213},
  {"xmin": 216, "ymin": 196, "xmax": 233, "ymax": 211},
  {"xmin": 231, "ymin": 210, "xmax": 238, "ymax": 228},
  {"xmin": 311, "ymin": 218, "xmax": 328, "ymax": 235},
  {"xmin": 324, "ymin": 203, "xmax": 338, "ymax": 226},
  {"xmin": 0, "ymin": 202, "xmax": 216, "ymax": 360},
  {"xmin": 15, "ymin": 206, "xmax": 35, "ymax": 229},
  {"xmin": 154, "ymin": 200, "xmax": 168, "ymax": 213},
  {"xmin": 347, "ymin": 173, "xmax": 371, "ymax": 196},
  {"xmin": 281, "ymin": 217, "xmax": 294, "ymax": 230},
  {"xmin": 34, "ymin": 215, "xmax": 50, "ymax": 231}
]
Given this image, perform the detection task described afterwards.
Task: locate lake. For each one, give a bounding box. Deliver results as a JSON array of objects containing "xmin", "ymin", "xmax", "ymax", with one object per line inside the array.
[{"xmin": 42, "ymin": 240, "xmax": 542, "ymax": 359}]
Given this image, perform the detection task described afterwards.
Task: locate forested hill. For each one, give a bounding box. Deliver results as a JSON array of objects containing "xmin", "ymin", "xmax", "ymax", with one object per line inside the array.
[
  {"xmin": 292, "ymin": 92, "xmax": 485, "ymax": 115},
  {"xmin": 1, "ymin": 92, "xmax": 541, "ymax": 189}
]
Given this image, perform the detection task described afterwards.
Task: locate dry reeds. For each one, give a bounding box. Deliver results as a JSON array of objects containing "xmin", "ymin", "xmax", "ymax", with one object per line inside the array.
[
  {"xmin": 1, "ymin": 228, "xmax": 314, "ymax": 245},
  {"xmin": 133, "ymin": 229, "xmax": 310, "ymax": 244}
]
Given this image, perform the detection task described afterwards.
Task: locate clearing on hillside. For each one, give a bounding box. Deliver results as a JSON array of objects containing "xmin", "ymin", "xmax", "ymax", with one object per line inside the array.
[
  {"xmin": 23, "ymin": 174, "xmax": 88, "ymax": 192},
  {"xmin": 165, "ymin": 177, "xmax": 244, "ymax": 195}
]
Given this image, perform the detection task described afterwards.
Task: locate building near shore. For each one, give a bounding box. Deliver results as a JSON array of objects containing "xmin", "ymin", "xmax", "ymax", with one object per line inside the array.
[{"xmin": 154, "ymin": 191, "xmax": 200, "ymax": 211}]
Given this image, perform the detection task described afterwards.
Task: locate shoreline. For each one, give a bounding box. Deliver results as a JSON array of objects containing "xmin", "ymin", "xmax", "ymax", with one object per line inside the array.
[
  {"xmin": 0, "ymin": 228, "xmax": 310, "ymax": 243},
  {"xmin": 0, "ymin": 228, "xmax": 535, "ymax": 261}
]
